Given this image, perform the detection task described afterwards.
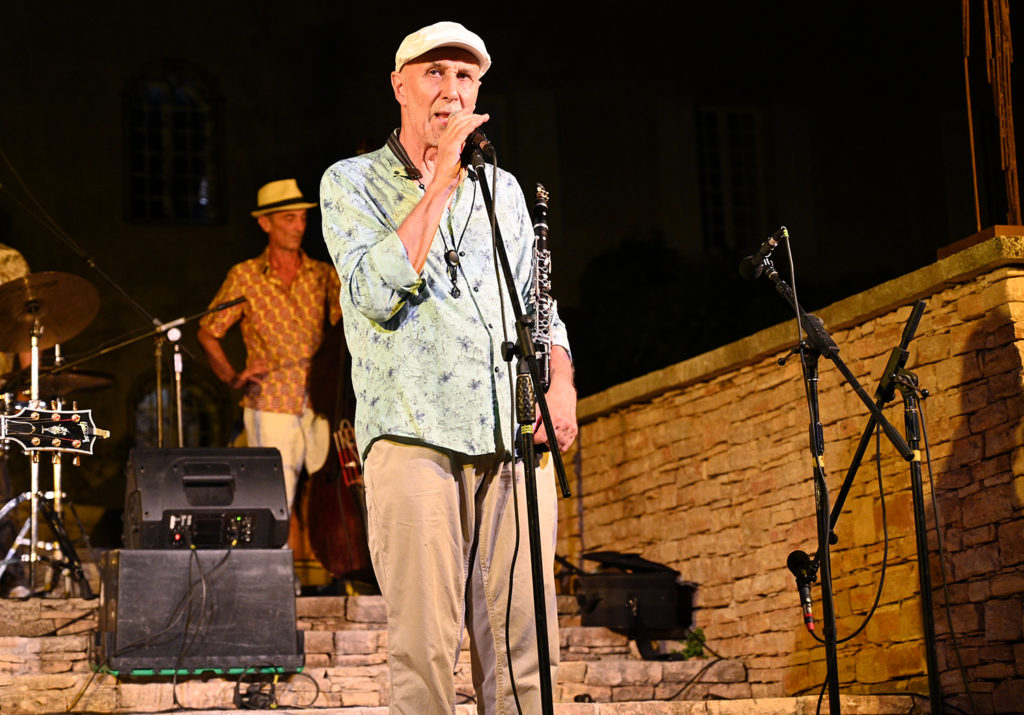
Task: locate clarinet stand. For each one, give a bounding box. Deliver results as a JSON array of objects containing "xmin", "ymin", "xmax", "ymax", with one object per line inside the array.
[
  {"xmin": 755, "ymin": 256, "xmax": 916, "ymax": 715},
  {"xmin": 469, "ymin": 147, "xmax": 570, "ymax": 715}
]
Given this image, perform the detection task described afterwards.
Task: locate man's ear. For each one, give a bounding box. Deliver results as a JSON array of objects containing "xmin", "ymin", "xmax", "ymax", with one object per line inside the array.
[
  {"xmin": 257, "ymin": 214, "xmax": 272, "ymax": 234},
  {"xmin": 391, "ymin": 70, "xmax": 407, "ymax": 107}
]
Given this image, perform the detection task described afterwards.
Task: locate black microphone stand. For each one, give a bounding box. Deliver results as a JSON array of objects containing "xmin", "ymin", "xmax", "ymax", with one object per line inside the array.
[
  {"xmin": 469, "ymin": 147, "xmax": 570, "ymax": 715},
  {"xmin": 38, "ymin": 298, "xmax": 246, "ymax": 448},
  {"xmin": 823, "ymin": 299, "xmax": 944, "ymax": 715},
  {"xmin": 755, "ymin": 256, "xmax": 915, "ymax": 715}
]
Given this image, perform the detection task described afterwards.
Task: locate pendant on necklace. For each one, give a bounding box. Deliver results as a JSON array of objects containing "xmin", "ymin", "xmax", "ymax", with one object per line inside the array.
[{"xmin": 445, "ymin": 250, "xmax": 462, "ymax": 298}]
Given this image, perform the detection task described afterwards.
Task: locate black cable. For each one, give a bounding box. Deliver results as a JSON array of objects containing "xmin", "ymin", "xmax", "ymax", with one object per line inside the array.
[
  {"xmin": 657, "ymin": 656, "xmax": 738, "ymax": 702},
  {"xmin": 834, "ymin": 423, "xmax": 890, "ymax": 645},
  {"xmin": 504, "ymin": 447, "xmax": 524, "ymax": 715},
  {"xmin": 917, "ymin": 397, "xmax": 979, "ymax": 715},
  {"xmin": 815, "ymin": 675, "xmax": 826, "ymax": 715},
  {"xmin": 478, "ymin": 150, "xmax": 526, "ymax": 715}
]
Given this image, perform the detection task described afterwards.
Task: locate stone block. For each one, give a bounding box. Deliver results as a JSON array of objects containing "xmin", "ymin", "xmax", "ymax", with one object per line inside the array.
[
  {"xmin": 347, "ymin": 596, "xmax": 387, "ymax": 624},
  {"xmin": 984, "ymin": 598, "xmax": 1023, "ymax": 641},
  {"xmin": 115, "ymin": 681, "xmax": 175, "ymax": 711},
  {"xmin": 583, "ymin": 660, "xmax": 629, "ymax": 686},
  {"xmin": 610, "ymin": 684, "xmax": 655, "ymax": 701},
  {"xmin": 296, "ymin": 595, "xmax": 346, "ymax": 619},
  {"xmin": 301, "ymin": 628, "xmax": 335, "ymax": 654},
  {"xmin": 557, "ymin": 681, "xmax": 609, "ymax": 704},
  {"xmin": 998, "ymin": 518, "xmax": 1024, "ymax": 566},
  {"xmin": 340, "ymin": 688, "xmax": 384, "ymax": 707},
  {"xmin": 335, "ymin": 629, "xmax": 381, "ymax": 655},
  {"xmin": 854, "ymin": 642, "xmax": 924, "ymax": 683}
]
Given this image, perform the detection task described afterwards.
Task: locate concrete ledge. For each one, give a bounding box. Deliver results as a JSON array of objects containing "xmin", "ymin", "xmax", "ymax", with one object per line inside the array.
[{"xmin": 578, "ymin": 232, "xmax": 1024, "ymax": 422}]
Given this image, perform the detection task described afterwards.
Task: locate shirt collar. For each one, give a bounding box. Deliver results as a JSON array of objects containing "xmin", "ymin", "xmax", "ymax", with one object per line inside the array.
[
  {"xmin": 258, "ymin": 246, "xmax": 309, "ymax": 274},
  {"xmin": 386, "ymin": 128, "xmax": 423, "ymax": 183}
]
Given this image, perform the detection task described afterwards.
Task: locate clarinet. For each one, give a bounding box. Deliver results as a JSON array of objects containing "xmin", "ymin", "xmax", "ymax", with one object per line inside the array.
[{"xmin": 531, "ymin": 183, "xmax": 553, "ymax": 392}]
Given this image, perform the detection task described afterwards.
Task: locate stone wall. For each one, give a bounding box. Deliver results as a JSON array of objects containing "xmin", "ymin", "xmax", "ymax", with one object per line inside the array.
[{"xmin": 557, "ymin": 233, "xmax": 1024, "ymax": 714}]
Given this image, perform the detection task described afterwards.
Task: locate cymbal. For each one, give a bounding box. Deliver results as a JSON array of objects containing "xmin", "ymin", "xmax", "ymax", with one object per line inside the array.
[
  {"xmin": 3, "ymin": 367, "xmax": 115, "ymax": 396},
  {"xmin": 0, "ymin": 272, "xmax": 99, "ymax": 353}
]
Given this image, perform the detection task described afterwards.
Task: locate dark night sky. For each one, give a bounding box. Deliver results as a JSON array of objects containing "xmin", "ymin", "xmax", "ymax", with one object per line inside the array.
[{"xmin": 1, "ymin": 2, "xmax": 1020, "ymax": 505}]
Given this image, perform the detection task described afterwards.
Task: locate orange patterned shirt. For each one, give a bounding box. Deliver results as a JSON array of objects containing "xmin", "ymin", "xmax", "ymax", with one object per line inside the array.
[{"xmin": 200, "ymin": 248, "xmax": 342, "ymax": 415}]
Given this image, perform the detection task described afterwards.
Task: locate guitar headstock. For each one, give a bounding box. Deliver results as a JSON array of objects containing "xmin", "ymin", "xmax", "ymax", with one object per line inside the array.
[{"xmin": 2, "ymin": 406, "xmax": 111, "ymax": 456}]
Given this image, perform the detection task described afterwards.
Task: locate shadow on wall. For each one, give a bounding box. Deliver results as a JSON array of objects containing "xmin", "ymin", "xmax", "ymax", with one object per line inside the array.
[{"xmin": 933, "ymin": 306, "xmax": 1024, "ymax": 714}]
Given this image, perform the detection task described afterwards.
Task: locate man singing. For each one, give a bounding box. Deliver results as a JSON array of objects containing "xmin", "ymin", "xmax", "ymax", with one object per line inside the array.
[{"xmin": 320, "ymin": 20, "xmax": 577, "ymax": 714}]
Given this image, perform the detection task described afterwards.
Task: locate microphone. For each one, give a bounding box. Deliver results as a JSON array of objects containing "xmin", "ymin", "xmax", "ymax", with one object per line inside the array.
[
  {"xmin": 787, "ymin": 549, "xmax": 816, "ymax": 632},
  {"xmin": 462, "ymin": 128, "xmax": 495, "ymax": 167},
  {"xmin": 469, "ymin": 128, "xmax": 494, "ymax": 155},
  {"xmin": 738, "ymin": 226, "xmax": 787, "ymax": 280}
]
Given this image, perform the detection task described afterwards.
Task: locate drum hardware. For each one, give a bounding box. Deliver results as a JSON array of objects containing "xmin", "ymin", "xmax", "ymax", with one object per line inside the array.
[
  {"xmin": 0, "ymin": 271, "xmax": 110, "ymax": 596},
  {"xmin": 0, "ymin": 401, "xmax": 109, "ymax": 596},
  {"xmin": 0, "ymin": 487, "xmax": 94, "ymax": 597}
]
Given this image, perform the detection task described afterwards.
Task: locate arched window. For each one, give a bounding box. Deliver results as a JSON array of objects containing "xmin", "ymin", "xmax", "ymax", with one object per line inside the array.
[
  {"xmin": 124, "ymin": 63, "xmax": 224, "ymax": 223},
  {"xmin": 129, "ymin": 369, "xmax": 235, "ymax": 450}
]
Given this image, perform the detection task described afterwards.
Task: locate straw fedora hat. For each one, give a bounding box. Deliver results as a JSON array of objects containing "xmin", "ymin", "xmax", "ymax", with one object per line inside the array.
[{"xmin": 251, "ymin": 179, "xmax": 317, "ymax": 217}]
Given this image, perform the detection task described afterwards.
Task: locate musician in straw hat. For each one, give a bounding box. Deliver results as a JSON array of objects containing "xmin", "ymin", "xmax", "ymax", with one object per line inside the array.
[
  {"xmin": 198, "ymin": 179, "xmax": 341, "ymax": 512},
  {"xmin": 320, "ymin": 21, "xmax": 577, "ymax": 713}
]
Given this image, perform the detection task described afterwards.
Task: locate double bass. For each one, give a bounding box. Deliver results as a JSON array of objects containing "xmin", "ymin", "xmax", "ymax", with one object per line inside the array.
[{"xmin": 298, "ymin": 318, "xmax": 373, "ymax": 584}]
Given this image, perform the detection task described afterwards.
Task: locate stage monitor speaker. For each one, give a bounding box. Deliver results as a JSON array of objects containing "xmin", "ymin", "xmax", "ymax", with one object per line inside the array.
[
  {"xmin": 122, "ymin": 447, "xmax": 289, "ymax": 549},
  {"xmin": 575, "ymin": 551, "xmax": 696, "ymax": 632},
  {"xmin": 91, "ymin": 548, "xmax": 304, "ymax": 674}
]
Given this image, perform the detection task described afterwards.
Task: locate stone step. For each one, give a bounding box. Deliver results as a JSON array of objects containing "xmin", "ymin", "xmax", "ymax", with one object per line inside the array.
[
  {"xmin": 295, "ymin": 594, "xmax": 587, "ymax": 630},
  {"xmin": 0, "ymin": 632, "xmax": 749, "ymax": 708},
  {"xmin": 0, "ymin": 594, "xmax": 584, "ymax": 635},
  {"xmin": 157, "ymin": 700, "xmax": 920, "ymax": 714},
  {"xmin": 1, "ymin": 668, "xmax": 918, "ymax": 715},
  {"xmin": 0, "ymin": 664, "xmax": 913, "ymax": 714},
  {"xmin": 0, "ymin": 594, "xmax": 918, "ymax": 715},
  {"xmin": 0, "ymin": 597, "xmax": 653, "ymax": 663}
]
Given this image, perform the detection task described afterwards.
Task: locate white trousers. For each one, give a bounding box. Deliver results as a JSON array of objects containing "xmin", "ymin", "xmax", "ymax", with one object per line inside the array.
[
  {"xmin": 243, "ymin": 407, "xmax": 330, "ymax": 510},
  {"xmin": 364, "ymin": 440, "xmax": 559, "ymax": 715}
]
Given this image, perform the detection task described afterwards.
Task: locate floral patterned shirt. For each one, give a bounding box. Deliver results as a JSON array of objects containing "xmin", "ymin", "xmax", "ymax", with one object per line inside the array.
[
  {"xmin": 199, "ymin": 248, "xmax": 341, "ymax": 415},
  {"xmin": 321, "ymin": 143, "xmax": 569, "ymax": 458}
]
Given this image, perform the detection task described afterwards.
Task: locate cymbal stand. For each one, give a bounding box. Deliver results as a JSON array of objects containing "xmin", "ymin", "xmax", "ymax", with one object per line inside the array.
[
  {"xmin": 169, "ymin": 328, "xmax": 185, "ymax": 448},
  {"xmin": 51, "ymin": 344, "xmax": 64, "ymax": 519},
  {"xmin": 27, "ymin": 316, "xmax": 42, "ymax": 589}
]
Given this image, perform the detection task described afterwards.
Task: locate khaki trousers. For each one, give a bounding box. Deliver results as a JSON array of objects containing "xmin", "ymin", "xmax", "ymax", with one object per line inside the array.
[{"xmin": 364, "ymin": 440, "xmax": 559, "ymax": 714}]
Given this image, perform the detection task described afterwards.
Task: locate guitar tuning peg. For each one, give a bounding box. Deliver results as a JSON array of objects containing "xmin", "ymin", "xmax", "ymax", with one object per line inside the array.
[
  {"xmin": 50, "ymin": 400, "xmax": 57, "ymax": 411},
  {"xmin": 72, "ymin": 401, "xmax": 78, "ymax": 410},
  {"xmin": 73, "ymin": 456, "xmax": 81, "ymax": 467}
]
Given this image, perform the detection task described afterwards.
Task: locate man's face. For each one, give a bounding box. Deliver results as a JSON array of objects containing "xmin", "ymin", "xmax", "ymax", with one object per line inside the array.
[
  {"xmin": 392, "ymin": 47, "xmax": 482, "ymax": 149},
  {"xmin": 259, "ymin": 209, "xmax": 307, "ymax": 251}
]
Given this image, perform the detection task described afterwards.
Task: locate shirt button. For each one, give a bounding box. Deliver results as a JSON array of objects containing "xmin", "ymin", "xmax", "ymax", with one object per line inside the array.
[
  {"xmin": 494, "ymin": 367, "xmax": 500, "ymax": 373},
  {"xmin": 473, "ymin": 287, "xmax": 479, "ymax": 292}
]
